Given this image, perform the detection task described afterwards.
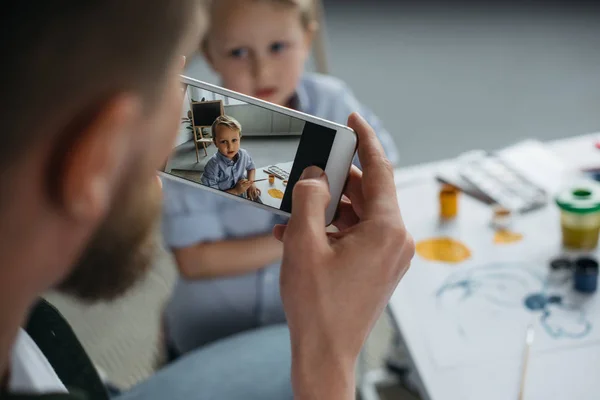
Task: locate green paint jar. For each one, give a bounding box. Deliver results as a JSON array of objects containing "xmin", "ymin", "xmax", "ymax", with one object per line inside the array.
[{"xmin": 556, "ymin": 182, "xmax": 600, "ymax": 250}]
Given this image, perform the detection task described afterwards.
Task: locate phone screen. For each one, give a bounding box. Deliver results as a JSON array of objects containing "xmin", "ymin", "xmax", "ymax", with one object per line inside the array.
[{"xmin": 163, "ymin": 82, "xmax": 337, "ymax": 213}]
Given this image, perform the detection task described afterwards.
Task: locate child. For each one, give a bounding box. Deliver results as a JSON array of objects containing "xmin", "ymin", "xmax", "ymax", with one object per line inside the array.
[
  {"xmin": 201, "ymin": 0, "xmax": 399, "ymax": 166},
  {"xmin": 161, "ymin": 0, "xmax": 399, "ymax": 357},
  {"xmin": 200, "ymin": 115, "xmax": 261, "ymax": 200}
]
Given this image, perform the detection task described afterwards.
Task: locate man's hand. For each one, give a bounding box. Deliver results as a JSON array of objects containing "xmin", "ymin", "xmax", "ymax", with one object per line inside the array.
[
  {"xmin": 273, "ymin": 112, "xmax": 415, "ymax": 399},
  {"xmin": 247, "ymin": 184, "xmax": 261, "ymax": 200},
  {"xmin": 233, "ymin": 179, "xmax": 252, "ymax": 195}
]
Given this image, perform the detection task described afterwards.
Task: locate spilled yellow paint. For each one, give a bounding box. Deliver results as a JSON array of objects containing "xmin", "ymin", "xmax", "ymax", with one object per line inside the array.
[
  {"xmin": 268, "ymin": 189, "xmax": 284, "ymax": 199},
  {"xmin": 494, "ymin": 230, "xmax": 523, "ymax": 244},
  {"xmin": 416, "ymin": 237, "xmax": 471, "ymax": 264}
]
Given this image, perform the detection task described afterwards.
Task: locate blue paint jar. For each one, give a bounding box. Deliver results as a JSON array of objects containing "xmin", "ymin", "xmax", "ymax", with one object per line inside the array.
[{"xmin": 574, "ymin": 257, "xmax": 599, "ymax": 294}]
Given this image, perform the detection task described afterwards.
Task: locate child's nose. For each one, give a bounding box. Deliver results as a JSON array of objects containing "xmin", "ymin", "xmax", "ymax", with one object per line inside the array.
[{"xmin": 251, "ymin": 55, "xmax": 272, "ymax": 82}]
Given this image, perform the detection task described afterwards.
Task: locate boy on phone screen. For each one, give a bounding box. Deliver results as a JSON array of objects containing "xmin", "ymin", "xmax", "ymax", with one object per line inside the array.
[{"xmin": 200, "ymin": 115, "xmax": 261, "ymax": 201}]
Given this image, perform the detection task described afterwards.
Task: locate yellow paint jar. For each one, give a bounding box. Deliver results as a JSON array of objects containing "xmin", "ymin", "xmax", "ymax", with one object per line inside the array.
[
  {"xmin": 439, "ymin": 184, "xmax": 459, "ymax": 219},
  {"xmin": 556, "ymin": 182, "xmax": 600, "ymax": 250},
  {"xmin": 268, "ymin": 174, "xmax": 275, "ymax": 185}
]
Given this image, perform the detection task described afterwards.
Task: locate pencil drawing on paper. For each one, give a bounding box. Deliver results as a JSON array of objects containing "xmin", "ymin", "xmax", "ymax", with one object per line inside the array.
[{"xmin": 435, "ymin": 262, "xmax": 592, "ymax": 339}]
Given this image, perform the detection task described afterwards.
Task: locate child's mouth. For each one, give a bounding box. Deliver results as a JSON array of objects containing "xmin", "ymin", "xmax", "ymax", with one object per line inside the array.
[{"xmin": 255, "ymin": 88, "xmax": 276, "ymax": 99}]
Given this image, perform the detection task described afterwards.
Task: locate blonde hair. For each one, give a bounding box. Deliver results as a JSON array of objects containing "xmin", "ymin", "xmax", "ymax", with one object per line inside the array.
[
  {"xmin": 205, "ymin": 0, "xmax": 316, "ymax": 34},
  {"xmin": 259, "ymin": 0, "xmax": 316, "ymax": 29},
  {"xmin": 211, "ymin": 115, "xmax": 242, "ymax": 142}
]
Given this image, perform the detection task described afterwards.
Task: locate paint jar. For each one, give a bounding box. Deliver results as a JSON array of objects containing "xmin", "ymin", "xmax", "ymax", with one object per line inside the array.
[
  {"xmin": 268, "ymin": 174, "xmax": 275, "ymax": 185},
  {"xmin": 491, "ymin": 206, "xmax": 512, "ymax": 230},
  {"xmin": 555, "ymin": 182, "xmax": 600, "ymax": 250},
  {"xmin": 574, "ymin": 257, "xmax": 598, "ymax": 294},
  {"xmin": 439, "ymin": 184, "xmax": 459, "ymax": 220}
]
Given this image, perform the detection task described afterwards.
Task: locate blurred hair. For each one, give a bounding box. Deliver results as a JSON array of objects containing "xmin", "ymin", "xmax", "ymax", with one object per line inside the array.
[
  {"xmin": 259, "ymin": 0, "xmax": 317, "ymax": 29},
  {"xmin": 0, "ymin": 0, "xmax": 199, "ymax": 173},
  {"xmin": 212, "ymin": 115, "xmax": 242, "ymax": 141},
  {"xmin": 204, "ymin": 0, "xmax": 316, "ymax": 48}
]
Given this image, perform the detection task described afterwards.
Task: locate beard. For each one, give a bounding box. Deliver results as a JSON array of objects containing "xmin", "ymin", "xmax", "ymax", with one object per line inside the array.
[{"xmin": 57, "ymin": 174, "xmax": 161, "ymax": 303}]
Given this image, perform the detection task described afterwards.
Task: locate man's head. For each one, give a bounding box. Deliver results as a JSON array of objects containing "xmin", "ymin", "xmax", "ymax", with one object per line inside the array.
[
  {"xmin": 203, "ymin": 0, "xmax": 317, "ymax": 107},
  {"xmin": 212, "ymin": 115, "xmax": 243, "ymax": 160},
  {"xmin": 0, "ymin": 0, "xmax": 205, "ymax": 314}
]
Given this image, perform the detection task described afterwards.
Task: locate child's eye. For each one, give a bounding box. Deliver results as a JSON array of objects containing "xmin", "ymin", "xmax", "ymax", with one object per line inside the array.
[
  {"xmin": 270, "ymin": 42, "xmax": 287, "ymax": 54},
  {"xmin": 229, "ymin": 48, "xmax": 248, "ymax": 59},
  {"xmin": 232, "ymin": 139, "xmax": 238, "ymax": 143}
]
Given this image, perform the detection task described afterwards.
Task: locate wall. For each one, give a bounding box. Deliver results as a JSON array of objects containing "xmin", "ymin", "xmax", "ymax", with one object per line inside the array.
[
  {"xmin": 224, "ymin": 104, "xmax": 305, "ymax": 136},
  {"xmin": 175, "ymin": 90, "xmax": 192, "ymax": 147}
]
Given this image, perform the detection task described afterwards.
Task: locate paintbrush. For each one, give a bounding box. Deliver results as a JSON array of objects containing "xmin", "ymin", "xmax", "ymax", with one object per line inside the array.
[
  {"xmin": 518, "ymin": 324, "xmax": 535, "ymax": 400},
  {"xmin": 250, "ymin": 178, "xmax": 268, "ymax": 183}
]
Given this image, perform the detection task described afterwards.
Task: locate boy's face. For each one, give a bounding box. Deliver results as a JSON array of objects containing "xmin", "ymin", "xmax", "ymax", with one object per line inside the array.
[
  {"xmin": 204, "ymin": 0, "xmax": 314, "ymax": 107},
  {"xmin": 214, "ymin": 125, "xmax": 241, "ymax": 159}
]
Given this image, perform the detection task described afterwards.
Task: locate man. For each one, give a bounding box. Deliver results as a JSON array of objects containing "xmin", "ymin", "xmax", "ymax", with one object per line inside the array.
[{"xmin": 0, "ymin": 1, "xmax": 414, "ymax": 400}]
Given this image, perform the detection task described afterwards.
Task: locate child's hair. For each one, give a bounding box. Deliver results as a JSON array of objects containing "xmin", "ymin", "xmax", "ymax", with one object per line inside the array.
[
  {"xmin": 212, "ymin": 115, "xmax": 242, "ymax": 142},
  {"xmin": 259, "ymin": 0, "xmax": 316, "ymax": 29},
  {"xmin": 205, "ymin": 0, "xmax": 316, "ymax": 40}
]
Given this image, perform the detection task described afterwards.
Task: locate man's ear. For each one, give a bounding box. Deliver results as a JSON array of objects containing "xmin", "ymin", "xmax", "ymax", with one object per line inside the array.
[{"xmin": 58, "ymin": 95, "xmax": 142, "ymax": 222}]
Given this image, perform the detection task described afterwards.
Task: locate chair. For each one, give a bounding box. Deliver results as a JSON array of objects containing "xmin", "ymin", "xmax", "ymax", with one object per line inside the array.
[{"xmin": 190, "ymin": 100, "xmax": 224, "ymax": 162}]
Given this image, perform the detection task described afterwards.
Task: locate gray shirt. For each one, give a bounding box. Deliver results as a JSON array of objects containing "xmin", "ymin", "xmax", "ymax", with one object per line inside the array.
[
  {"xmin": 200, "ymin": 148, "xmax": 255, "ymax": 191},
  {"xmin": 162, "ymin": 177, "xmax": 286, "ymax": 353}
]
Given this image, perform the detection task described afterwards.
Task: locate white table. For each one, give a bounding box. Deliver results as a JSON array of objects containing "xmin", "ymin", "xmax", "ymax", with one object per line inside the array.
[
  {"xmin": 253, "ymin": 161, "xmax": 293, "ymax": 209},
  {"xmin": 382, "ymin": 134, "xmax": 600, "ymax": 400}
]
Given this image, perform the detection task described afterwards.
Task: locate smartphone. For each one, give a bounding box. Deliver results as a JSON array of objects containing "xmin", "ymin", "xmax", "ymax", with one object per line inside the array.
[{"xmin": 159, "ymin": 75, "xmax": 357, "ymax": 224}]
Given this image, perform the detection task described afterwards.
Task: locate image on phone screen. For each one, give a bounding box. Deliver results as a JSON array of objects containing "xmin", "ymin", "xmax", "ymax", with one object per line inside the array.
[{"xmin": 163, "ymin": 82, "xmax": 338, "ymax": 214}]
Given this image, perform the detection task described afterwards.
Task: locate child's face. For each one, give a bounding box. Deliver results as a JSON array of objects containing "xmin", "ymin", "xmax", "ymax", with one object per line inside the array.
[
  {"xmin": 204, "ymin": 0, "xmax": 314, "ymax": 107},
  {"xmin": 214, "ymin": 125, "xmax": 241, "ymax": 159}
]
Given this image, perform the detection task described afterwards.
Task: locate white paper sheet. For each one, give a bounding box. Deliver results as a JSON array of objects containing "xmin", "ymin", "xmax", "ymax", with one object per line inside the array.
[{"xmin": 398, "ymin": 180, "xmax": 600, "ymax": 370}]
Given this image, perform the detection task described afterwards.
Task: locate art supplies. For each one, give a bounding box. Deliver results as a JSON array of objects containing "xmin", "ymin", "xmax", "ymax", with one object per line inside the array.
[
  {"xmin": 436, "ymin": 140, "xmax": 570, "ymax": 210},
  {"xmin": 574, "ymin": 257, "xmax": 599, "ymax": 294},
  {"xmin": 439, "ymin": 184, "xmax": 459, "ymax": 219},
  {"xmin": 555, "ymin": 181, "xmax": 600, "ymax": 250},
  {"xmin": 263, "ymin": 165, "xmax": 289, "ymax": 180},
  {"xmin": 268, "ymin": 174, "xmax": 275, "ymax": 185},
  {"xmin": 458, "ymin": 152, "xmax": 547, "ymax": 213},
  {"xmin": 518, "ymin": 325, "xmax": 535, "ymax": 400},
  {"xmin": 491, "ymin": 205, "xmax": 512, "ymax": 230}
]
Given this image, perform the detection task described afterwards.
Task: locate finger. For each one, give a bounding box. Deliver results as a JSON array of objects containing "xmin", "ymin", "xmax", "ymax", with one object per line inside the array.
[
  {"xmin": 273, "ymin": 224, "xmax": 286, "ymax": 242},
  {"xmin": 332, "ymin": 199, "xmax": 360, "ymax": 231},
  {"xmin": 285, "ymin": 166, "xmax": 330, "ymax": 245},
  {"xmin": 342, "ymin": 166, "xmax": 365, "ymax": 218},
  {"xmin": 347, "ymin": 112, "xmax": 399, "ymax": 218}
]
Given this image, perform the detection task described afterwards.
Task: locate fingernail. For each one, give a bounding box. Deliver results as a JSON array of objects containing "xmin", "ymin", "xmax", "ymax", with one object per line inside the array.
[{"xmin": 300, "ymin": 166, "xmax": 325, "ymax": 180}]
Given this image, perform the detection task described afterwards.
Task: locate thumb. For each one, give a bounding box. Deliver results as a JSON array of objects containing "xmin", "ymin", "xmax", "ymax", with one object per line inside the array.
[{"xmin": 286, "ymin": 166, "xmax": 330, "ymax": 244}]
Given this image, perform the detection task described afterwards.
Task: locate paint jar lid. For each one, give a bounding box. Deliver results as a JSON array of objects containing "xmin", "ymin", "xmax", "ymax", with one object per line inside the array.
[
  {"xmin": 493, "ymin": 205, "xmax": 511, "ymax": 217},
  {"xmin": 555, "ymin": 181, "xmax": 600, "ymax": 214},
  {"xmin": 440, "ymin": 184, "xmax": 459, "ymax": 194},
  {"xmin": 575, "ymin": 257, "xmax": 599, "ymax": 275},
  {"xmin": 550, "ymin": 257, "xmax": 573, "ymax": 271}
]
